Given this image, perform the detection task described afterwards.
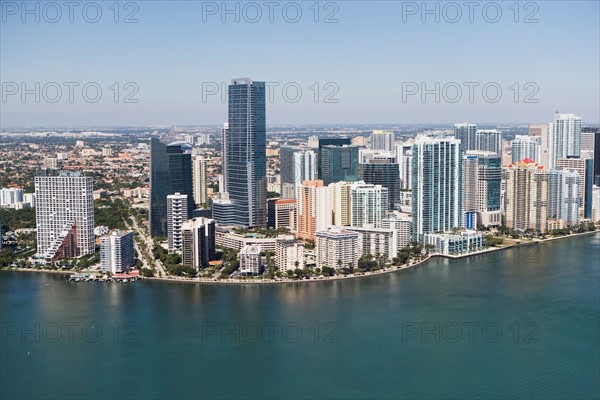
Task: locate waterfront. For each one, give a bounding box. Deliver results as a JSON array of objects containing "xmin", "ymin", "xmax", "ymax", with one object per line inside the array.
[{"xmin": 1, "ymin": 233, "xmax": 599, "ymax": 399}]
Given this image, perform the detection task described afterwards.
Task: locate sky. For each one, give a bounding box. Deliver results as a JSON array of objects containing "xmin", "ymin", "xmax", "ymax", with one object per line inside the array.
[{"xmin": 1, "ymin": 0, "xmax": 599, "ymax": 127}]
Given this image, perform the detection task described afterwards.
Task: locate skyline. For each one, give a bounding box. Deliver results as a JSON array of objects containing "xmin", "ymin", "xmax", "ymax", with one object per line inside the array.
[{"xmin": 1, "ymin": 1, "xmax": 599, "ymax": 126}]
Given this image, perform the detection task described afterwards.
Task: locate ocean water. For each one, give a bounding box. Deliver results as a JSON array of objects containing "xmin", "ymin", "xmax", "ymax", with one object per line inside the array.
[{"xmin": 1, "ymin": 233, "xmax": 599, "ymax": 399}]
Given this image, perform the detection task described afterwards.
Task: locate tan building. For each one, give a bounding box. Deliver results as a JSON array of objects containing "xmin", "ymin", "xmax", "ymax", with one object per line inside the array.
[
  {"xmin": 295, "ymin": 180, "xmax": 331, "ymax": 242},
  {"xmin": 528, "ymin": 124, "xmax": 550, "ymax": 168},
  {"xmin": 504, "ymin": 159, "xmax": 548, "ymax": 233}
]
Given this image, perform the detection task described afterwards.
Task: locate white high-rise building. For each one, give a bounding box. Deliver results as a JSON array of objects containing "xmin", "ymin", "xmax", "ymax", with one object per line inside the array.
[
  {"xmin": 275, "ymin": 240, "xmax": 305, "ymax": 272},
  {"xmin": 462, "ymin": 151, "xmax": 502, "ymax": 227},
  {"xmin": 100, "ymin": 230, "xmax": 135, "ymax": 274},
  {"xmin": 35, "ymin": 170, "xmax": 94, "ymax": 260},
  {"xmin": 293, "ymin": 150, "xmax": 317, "ymax": 192},
  {"xmin": 504, "ymin": 159, "xmax": 548, "ymax": 233},
  {"xmin": 181, "ymin": 217, "xmax": 216, "ymax": 270},
  {"xmin": 381, "ymin": 211, "xmax": 412, "ymax": 250},
  {"xmin": 592, "ymin": 185, "xmax": 600, "ymax": 222},
  {"xmin": 511, "ymin": 135, "xmax": 541, "ymax": 163},
  {"xmin": 167, "ymin": 193, "xmax": 188, "ymax": 251},
  {"xmin": 347, "ymin": 226, "xmax": 397, "ymax": 260},
  {"xmin": 0, "ymin": 188, "xmax": 24, "ymax": 206},
  {"xmin": 475, "ymin": 130, "xmax": 503, "ymax": 155},
  {"xmin": 192, "ymin": 155, "xmax": 209, "ymax": 207},
  {"xmin": 370, "ymin": 130, "xmax": 395, "ymax": 152},
  {"xmin": 454, "ymin": 123, "xmax": 477, "ymax": 151},
  {"xmin": 350, "ymin": 183, "xmax": 388, "ymax": 228},
  {"xmin": 548, "ymin": 113, "xmax": 582, "ymax": 169},
  {"xmin": 547, "ymin": 169, "xmax": 580, "ymax": 225},
  {"xmin": 396, "ymin": 142, "xmax": 413, "ymax": 190},
  {"xmin": 239, "ymin": 244, "xmax": 262, "ymax": 276},
  {"xmin": 315, "ymin": 228, "xmax": 362, "ymax": 270},
  {"xmin": 412, "ymin": 136, "xmax": 463, "ymax": 242},
  {"xmin": 528, "ymin": 124, "xmax": 550, "ymax": 168}
]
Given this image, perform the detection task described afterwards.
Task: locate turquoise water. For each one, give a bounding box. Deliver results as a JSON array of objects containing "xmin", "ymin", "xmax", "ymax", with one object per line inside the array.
[{"xmin": 1, "ymin": 234, "xmax": 599, "ymax": 399}]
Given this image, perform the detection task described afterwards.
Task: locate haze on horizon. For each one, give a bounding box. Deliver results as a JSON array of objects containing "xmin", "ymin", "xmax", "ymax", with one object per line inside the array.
[{"xmin": 1, "ymin": 1, "xmax": 599, "ymax": 127}]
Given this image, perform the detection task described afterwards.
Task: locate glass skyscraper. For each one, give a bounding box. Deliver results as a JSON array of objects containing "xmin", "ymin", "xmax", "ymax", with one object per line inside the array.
[
  {"xmin": 454, "ymin": 123, "xmax": 477, "ymax": 151},
  {"xmin": 225, "ymin": 78, "xmax": 267, "ymax": 227},
  {"xmin": 412, "ymin": 136, "xmax": 463, "ymax": 242},
  {"xmin": 150, "ymin": 139, "xmax": 193, "ymax": 237},
  {"xmin": 320, "ymin": 145, "xmax": 359, "ymax": 185},
  {"xmin": 360, "ymin": 160, "xmax": 401, "ymax": 210}
]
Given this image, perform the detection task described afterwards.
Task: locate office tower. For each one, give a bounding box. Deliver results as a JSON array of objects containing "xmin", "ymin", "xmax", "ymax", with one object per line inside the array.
[
  {"xmin": 411, "ymin": 136, "xmax": 463, "ymax": 242},
  {"xmin": 548, "ymin": 113, "xmax": 582, "ymax": 169},
  {"xmin": 511, "ymin": 135, "xmax": 541, "ymax": 163},
  {"xmin": 504, "ymin": 159, "xmax": 548, "ymax": 233},
  {"xmin": 275, "ymin": 239, "xmax": 305, "ymax": 272},
  {"xmin": 556, "ymin": 157, "xmax": 593, "ymax": 218},
  {"xmin": 315, "ymin": 228, "xmax": 362, "ymax": 270},
  {"xmin": 181, "ymin": 217, "xmax": 216, "ymax": 270},
  {"xmin": 279, "ymin": 146, "xmax": 300, "ymax": 197},
  {"xmin": 320, "ymin": 145, "xmax": 360, "ymax": 185},
  {"xmin": 360, "ymin": 156, "xmax": 401, "ymax": 210},
  {"xmin": 224, "ymin": 78, "xmax": 267, "ymax": 227},
  {"xmin": 329, "ymin": 181, "xmax": 355, "ymax": 226},
  {"xmin": 475, "ymin": 130, "xmax": 502, "ymax": 155},
  {"xmin": 267, "ymin": 198, "xmax": 296, "ymax": 229},
  {"xmin": 35, "ymin": 170, "xmax": 94, "ymax": 260},
  {"xmin": 581, "ymin": 127, "xmax": 600, "ymax": 185},
  {"xmin": 211, "ymin": 192, "xmax": 236, "ymax": 225},
  {"xmin": 462, "ymin": 151, "xmax": 502, "ymax": 227},
  {"xmin": 347, "ymin": 226, "xmax": 397, "ymax": 260},
  {"xmin": 454, "ymin": 123, "xmax": 477, "ymax": 151},
  {"xmin": 370, "ymin": 130, "xmax": 395, "ymax": 152},
  {"xmin": 396, "ymin": 142, "xmax": 413, "ymax": 190},
  {"xmin": 295, "ymin": 180, "xmax": 331, "ymax": 242},
  {"xmin": 528, "ymin": 124, "xmax": 550, "ymax": 168},
  {"xmin": 149, "ymin": 139, "xmax": 193, "ymax": 237},
  {"xmin": 381, "ymin": 211, "xmax": 413, "ymax": 250},
  {"xmin": 317, "ymin": 137, "xmax": 351, "ymax": 177},
  {"xmin": 100, "ymin": 230, "xmax": 135, "ymax": 274},
  {"xmin": 239, "ymin": 244, "xmax": 262, "ymax": 276},
  {"xmin": 192, "ymin": 155, "xmax": 209, "ymax": 207},
  {"xmin": 350, "ymin": 183, "xmax": 388, "ymax": 228},
  {"xmin": 167, "ymin": 193, "xmax": 188, "ymax": 252},
  {"xmin": 547, "ymin": 169, "xmax": 580, "ymax": 225},
  {"xmin": 0, "ymin": 188, "xmax": 24, "ymax": 207},
  {"xmin": 221, "ymin": 123, "xmax": 229, "ymax": 192}
]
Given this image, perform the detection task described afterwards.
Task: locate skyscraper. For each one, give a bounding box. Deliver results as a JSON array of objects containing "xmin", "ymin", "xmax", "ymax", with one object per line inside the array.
[
  {"xmin": 547, "ymin": 169, "xmax": 580, "ymax": 225},
  {"xmin": 556, "ymin": 157, "xmax": 593, "ymax": 219},
  {"xmin": 317, "ymin": 137, "xmax": 351, "ymax": 178},
  {"xmin": 35, "ymin": 170, "xmax": 94, "ymax": 260},
  {"xmin": 295, "ymin": 180, "xmax": 331, "ymax": 242},
  {"xmin": 181, "ymin": 217, "xmax": 216, "ymax": 270},
  {"xmin": 320, "ymin": 145, "xmax": 360, "ymax": 185},
  {"xmin": 220, "ymin": 122, "xmax": 229, "ymax": 192},
  {"xmin": 462, "ymin": 151, "xmax": 502, "ymax": 227},
  {"xmin": 279, "ymin": 146, "xmax": 317, "ymax": 199},
  {"xmin": 167, "ymin": 193, "xmax": 188, "ymax": 252},
  {"xmin": 454, "ymin": 123, "xmax": 477, "ymax": 151},
  {"xmin": 360, "ymin": 155, "xmax": 400, "ymax": 210},
  {"xmin": 149, "ymin": 139, "xmax": 193, "ymax": 237},
  {"xmin": 351, "ymin": 183, "xmax": 388, "ymax": 228},
  {"xmin": 529, "ymin": 123, "xmax": 550, "ymax": 168},
  {"xmin": 548, "ymin": 113, "xmax": 582, "ymax": 169},
  {"xmin": 475, "ymin": 129, "xmax": 503, "ymax": 155},
  {"xmin": 370, "ymin": 130, "xmax": 395, "ymax": 152},
  {"xmin": 511, "ymin": 135, "xmax": 541, "ymax": 163},
  {"xmin": 224, "ymin": 78, "xmax": 267, "ymax": 227},
  {"xmin": 412, "ymin": 136, "xmax": 463, "ymax": 242},
  {"xmin": 100, "ymin": 230, "xmax": 135, "ymax": 274},
  {"xmin": 192, "ymin": 154, "xmax": 209, "ymax": 207},
  {"xmin": 504, "ymin": 159, "xmax": 548, "ymax": 233},
  {"xmin": 581, "ymin": 127, "xmax": 600, "ymax": 185}
]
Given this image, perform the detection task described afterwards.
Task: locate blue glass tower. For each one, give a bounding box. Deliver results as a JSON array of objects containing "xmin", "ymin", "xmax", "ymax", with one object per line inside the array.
[{"xmin": 226, "ymin": 78, "xmax": 267, "ymax": 227}]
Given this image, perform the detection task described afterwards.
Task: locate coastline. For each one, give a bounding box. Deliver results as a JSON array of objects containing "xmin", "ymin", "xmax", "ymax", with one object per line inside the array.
[{"xmin": 3, "ymin": 230, "xmax": 598, "ymax": 285}]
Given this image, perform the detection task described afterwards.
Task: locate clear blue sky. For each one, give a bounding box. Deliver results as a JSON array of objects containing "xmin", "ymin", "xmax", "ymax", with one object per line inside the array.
[{"xmin": 1, "ymin": 0, "xmax": 599, "ymax": 126}]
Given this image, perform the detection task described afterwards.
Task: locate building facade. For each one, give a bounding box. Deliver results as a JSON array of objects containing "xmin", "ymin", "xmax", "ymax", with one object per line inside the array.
[
  {"xmin": 100, "ymin": 230, "xmax": 135, "ymax": 274},
  {"xmin": 167, "ymin": 193, "xmax": 188, "ymax": 251},
  {"xmin": 181, "ymin": 217, "xmax": 216, "ymax": 270},
  {"xmin": 315, "ymin": 228, "xmax": 362, "ymax": 270}
]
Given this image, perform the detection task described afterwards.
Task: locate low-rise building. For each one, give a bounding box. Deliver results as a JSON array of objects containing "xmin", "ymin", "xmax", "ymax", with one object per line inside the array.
[
  {"xmin": 239, "ymin": 244, "xmax": 262, "ymax": 276},
  {"xmin": 423, "ymin": 231, "xmax": 485, "ymax": 256}
]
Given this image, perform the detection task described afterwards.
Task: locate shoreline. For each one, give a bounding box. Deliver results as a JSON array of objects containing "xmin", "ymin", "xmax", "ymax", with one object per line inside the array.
[{"xmin": 3, "ymin": 230, "xmax": 598, "ymax": 285}]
